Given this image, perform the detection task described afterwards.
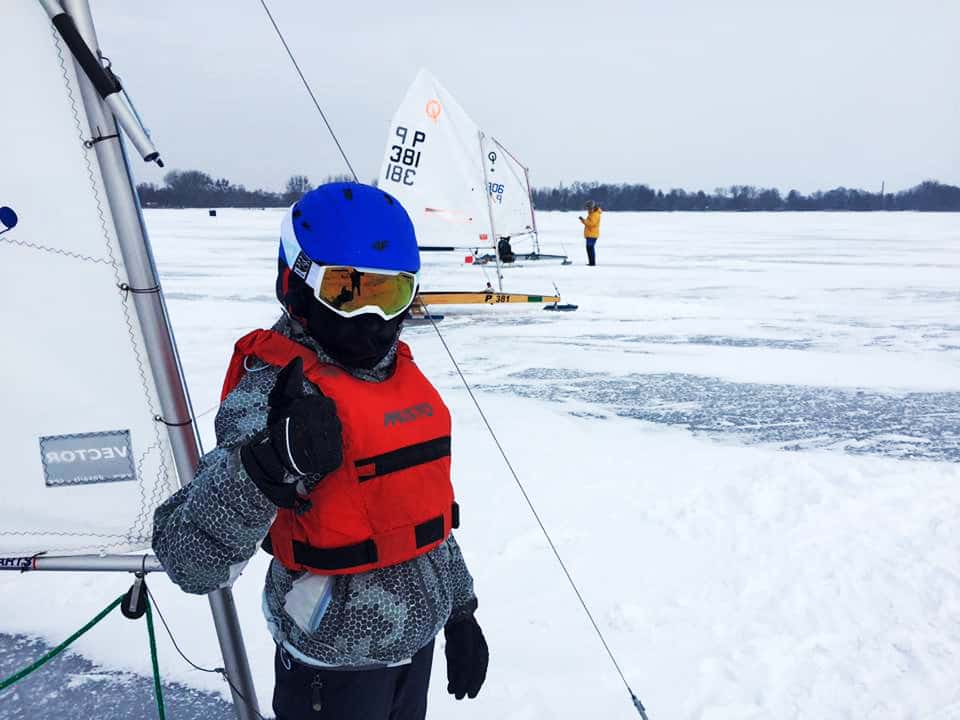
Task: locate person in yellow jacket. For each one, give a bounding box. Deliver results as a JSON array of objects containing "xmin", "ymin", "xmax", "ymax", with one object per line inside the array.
[{"xmin": 578, "ymin": 200, "xmax": 601, "ymax": 266}]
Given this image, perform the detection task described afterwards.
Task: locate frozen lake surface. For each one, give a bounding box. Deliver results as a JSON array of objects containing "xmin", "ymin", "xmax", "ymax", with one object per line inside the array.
[
  {"xmin": 0, "ymin": 633, "xmax": 232, "ymax": 719},
  {"xmin": 2, "ymin": 210, "xmax": 958, "ymax": 719},
  {"xmin": 492, "ymin": 369, "xmax": 960, "ymax": 461}
]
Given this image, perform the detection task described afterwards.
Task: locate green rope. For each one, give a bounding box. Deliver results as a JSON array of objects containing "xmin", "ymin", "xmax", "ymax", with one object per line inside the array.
[
  {"xmin": 0, "ymin": 594, "xmax": 123, "ymax": 692},
  {"xmin": 144, "ymin": 596, "xmax": 166, "ymax": 720},
  {"xmin": 0, "ymin": 588, "xmax": 167, "ymax": 720}
]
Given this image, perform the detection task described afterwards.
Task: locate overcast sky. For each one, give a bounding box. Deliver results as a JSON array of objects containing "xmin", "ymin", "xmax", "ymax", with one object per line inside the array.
[{"xmin": 93, "ymin": 0, "xmax": 958, "ymax": 194}]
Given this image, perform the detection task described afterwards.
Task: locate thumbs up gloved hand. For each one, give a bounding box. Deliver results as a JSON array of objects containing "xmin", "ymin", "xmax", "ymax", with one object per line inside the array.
[{"xmin": 240, "ymin": 357, "xmax": 343, "ymax": 508}]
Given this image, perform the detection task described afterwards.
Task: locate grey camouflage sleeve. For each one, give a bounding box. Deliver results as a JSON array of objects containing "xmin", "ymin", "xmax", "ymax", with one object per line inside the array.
[
  {"xmin": 446, "ymin": 533, "xmax": 479, "ymax": 622},
  {"xmin": 152, "ymin": 370, "xmax": 279, "ymax": 595}
]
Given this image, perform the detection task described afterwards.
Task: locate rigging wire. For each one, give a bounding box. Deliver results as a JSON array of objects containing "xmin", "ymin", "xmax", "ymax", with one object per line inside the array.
[
  {"xmin": 422, "ymin": 308, "xmax": 649, "ymax": 719},
  {"xmin": 555, "ymin": 229, "xmax": 571, "ymax": 260},
  {"xmin": 145, "ymin": 585, "xmax": 269, "ymax": 720},
  {"xmin": 476, "ymin": 255, "xmax": 495, "ymax": 289},
  {"xmin": 249, "ymin": 6, "xmax": 649, "ymax": 715},
  {"xmin": 257, "ymin": 0, "xmax": 359, "ymax": 183}
]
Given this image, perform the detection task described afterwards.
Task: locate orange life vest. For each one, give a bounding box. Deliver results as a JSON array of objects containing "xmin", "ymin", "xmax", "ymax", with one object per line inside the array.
[{"xmin": 221, "ymin": 329, "xmax": 457, "ymax": 575}]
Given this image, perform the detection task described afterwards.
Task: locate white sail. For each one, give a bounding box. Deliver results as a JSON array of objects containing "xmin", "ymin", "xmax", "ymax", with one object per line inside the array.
[
  {"xmin": 482, "ymin": 136, "xmax": 536, "ymax": 240},
  {"xmin": 0, "ymin": 1, "xmax": 178, "ymax": 555},
  {"xmin": 379, "ymin": 69, "xmax": 493, "ymax": 249}
]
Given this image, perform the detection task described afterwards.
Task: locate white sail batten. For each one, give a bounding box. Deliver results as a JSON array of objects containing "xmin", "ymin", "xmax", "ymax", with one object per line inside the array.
[
  {"xmin": 0, "ymin": 1, "xmax": 178, "ymax": 555},
  {"xmin": 379, "ymin": 69, "xmax": 493, "ymax": 249}
]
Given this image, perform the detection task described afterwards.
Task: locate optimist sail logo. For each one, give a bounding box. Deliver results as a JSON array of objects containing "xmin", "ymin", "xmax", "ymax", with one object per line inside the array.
[
  {"xmin": 0, "ymin": 206, "xmax": 18, "ymax": 237},
  {"xmin": 39, "ymin": 430, "xmax": 136, "ymax": 487},
  {"xmin": 425, "ymin": 99, "xmax": 442, "ymax": 123}
]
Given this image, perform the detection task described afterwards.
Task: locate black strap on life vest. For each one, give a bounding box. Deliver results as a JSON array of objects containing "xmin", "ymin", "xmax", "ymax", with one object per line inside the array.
[
  {"xmin": 275, "ymin": 502, "xmax": 460, "ymax": 572},
  {"xmin": 293, "ymin": 537, "xmax": 378, "ymax": 571},
  {"xmin": 354, "ymin": 436, "xmax": 451, "ymax": 482},
  {"xmin": 414, "ymin": 516, "xmax": 445, "ymax": 549}
]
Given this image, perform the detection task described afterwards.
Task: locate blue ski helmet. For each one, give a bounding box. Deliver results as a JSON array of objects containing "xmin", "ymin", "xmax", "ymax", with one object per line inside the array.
[{"xmin": 279, "ymin": 182, "xmax": 420, "ymax": 276}]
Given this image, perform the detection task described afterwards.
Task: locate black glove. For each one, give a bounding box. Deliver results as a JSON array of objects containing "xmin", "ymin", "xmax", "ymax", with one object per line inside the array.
[
  {"xmin": 240, "ymin": 357, "xmax": 343, "ymax": 507},
  {"xmin": 444, "ymin": 614, "xmax": 488, "ymax": 700}
]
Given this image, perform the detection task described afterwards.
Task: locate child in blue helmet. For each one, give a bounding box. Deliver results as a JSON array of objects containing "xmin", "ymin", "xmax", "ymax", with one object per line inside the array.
[{"xmin": 153, "ymin": 183, "xmax": 488, "ymax": 719}]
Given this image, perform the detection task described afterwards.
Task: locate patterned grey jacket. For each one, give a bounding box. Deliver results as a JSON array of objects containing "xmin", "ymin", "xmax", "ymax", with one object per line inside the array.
[{"xmin": 152, "ymin": 315, "xmax": 477, "ymax": 668}]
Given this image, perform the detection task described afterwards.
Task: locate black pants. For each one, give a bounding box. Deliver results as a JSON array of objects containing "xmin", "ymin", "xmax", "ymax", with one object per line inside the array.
[
  {"xmin": 585, "ymin": 237, "xmax": 597, "ymax": 265},
  {"xmin": 273, "ymin": 641, "xmax": 435, "ymax": 720}
]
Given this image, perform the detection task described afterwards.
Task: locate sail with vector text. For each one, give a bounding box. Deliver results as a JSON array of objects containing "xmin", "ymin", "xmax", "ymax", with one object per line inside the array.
[{"xmin": 0, "ymin": 1, "xmax": 178, "ymax": 555}]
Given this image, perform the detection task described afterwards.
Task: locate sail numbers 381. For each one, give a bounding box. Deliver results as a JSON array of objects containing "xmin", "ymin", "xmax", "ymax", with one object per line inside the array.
[{"xmin": 385, "ymin": 126, "xmax": 425, "ymax": 186}]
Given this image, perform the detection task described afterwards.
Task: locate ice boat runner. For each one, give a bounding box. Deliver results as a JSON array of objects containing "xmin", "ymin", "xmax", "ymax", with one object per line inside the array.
[
  {"xmin": 0, "ymin": 2, "xmax": 259, "ymax": 718},
  {"xmin": 379, "ymin": 69, "xmax": 570, "ymax": 308}
]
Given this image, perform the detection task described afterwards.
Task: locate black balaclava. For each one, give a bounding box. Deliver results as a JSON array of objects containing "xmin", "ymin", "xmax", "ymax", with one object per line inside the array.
[{"xmin": 277, "ymin": 261, "xmax": 405, "ymax": 369}]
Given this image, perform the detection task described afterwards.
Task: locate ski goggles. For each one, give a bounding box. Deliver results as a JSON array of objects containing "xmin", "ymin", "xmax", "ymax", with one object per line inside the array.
[{"xmin": 306, "ymin": 265, "xmax": 420, "ymax": 320}]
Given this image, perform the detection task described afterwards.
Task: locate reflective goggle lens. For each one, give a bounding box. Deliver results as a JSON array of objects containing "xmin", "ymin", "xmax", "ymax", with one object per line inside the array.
[{"xmin": 314, "ymin": 266, "xmax": 418, "ymax": 319}]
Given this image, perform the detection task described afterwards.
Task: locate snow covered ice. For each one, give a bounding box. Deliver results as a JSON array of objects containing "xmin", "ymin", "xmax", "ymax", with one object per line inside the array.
[{"xmin": 2, "ymin": 210, "xmax": 959, "ymax": 718}]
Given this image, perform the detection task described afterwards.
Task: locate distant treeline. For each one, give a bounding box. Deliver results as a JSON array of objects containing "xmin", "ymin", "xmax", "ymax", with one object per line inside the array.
[
  {"xmin": 137, "ymin": 170, "xmax": 350, "ymax": 209},
  {"xmin": 138, "ymin": 170, "xmax": 960, "ymax": 211},
  {"xmin": 532, "ymin": 181, "xmax": 960, "ymax": 212}
]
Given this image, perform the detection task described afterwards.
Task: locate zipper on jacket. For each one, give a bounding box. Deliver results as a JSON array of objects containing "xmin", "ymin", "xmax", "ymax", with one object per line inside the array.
[
  {"xmin": 311, "ymin": 674, "xmax": 323, "ymax": 712},
  {"xmin": 413, "ymin": 552, "xmax": 442, "ymax": 643}
]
